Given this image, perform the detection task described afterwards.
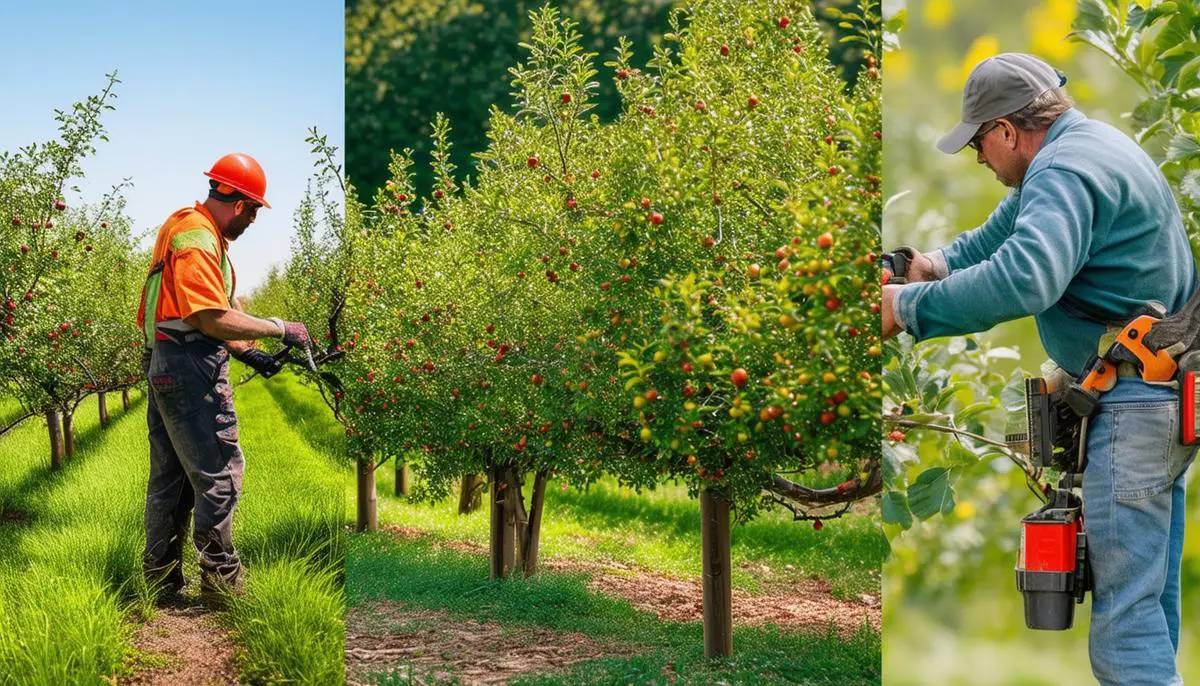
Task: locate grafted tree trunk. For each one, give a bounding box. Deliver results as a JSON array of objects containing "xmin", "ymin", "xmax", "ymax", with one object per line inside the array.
[
  {"xmin": 521, "ymin": 471, "xmax": 549, "ymax": 577},
  {"xmin": 488, "ymin": 463, "xmax": 515, "ymax": 579},
  {"xmin": 356, "ymin": 457, "xmax": 377, "ymax": 532},
  {"xmin": 700, "ymin": 488, "xmax": 733, "ymax": 658},
  {"xmin": 98, "ymin": 392, "xmax": 109, "ymax": 427},
  {"xmin": 62, "ymin": 411, "xmax": 76, "ymax": 458},
  {"xmin": 47, "ymin": 410, "xmax": 63, "ymax": 471},
  {"xmin": 486, "ymin": 460, "xmax": 550, "ymax": 579},
  {"xmin": 458, "ymin": 473, "xmax": 484, "ymax": 514}
]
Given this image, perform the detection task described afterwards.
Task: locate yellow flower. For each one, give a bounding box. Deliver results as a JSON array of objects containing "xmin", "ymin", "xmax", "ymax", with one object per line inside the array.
[
  {"xmin": 939, "ymin": 35, "xmax": 1000, "ymax": 91},
  {"xmin": 954, "ymin": 501, "xmax": 977, "ymax": 519},
  {"xmin": 1026, "ymin": 0, "xmax": 1077, "ymax": 62},
  {"xmin": 923, "ymin": 0, "xmax": 954, "ymax": 28},
  {"xmin": 885, "ymin": 49, "xmax": 911, "ymax": 81}
]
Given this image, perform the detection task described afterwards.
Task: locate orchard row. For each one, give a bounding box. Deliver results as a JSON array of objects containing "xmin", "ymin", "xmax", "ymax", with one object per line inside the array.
[{"xmin": 0, "ymin": 73, "xmax": 144, "ymax": 465}]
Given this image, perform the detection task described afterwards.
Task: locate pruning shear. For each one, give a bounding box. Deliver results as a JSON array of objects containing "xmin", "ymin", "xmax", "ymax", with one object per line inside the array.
[{"xmin": 881, "ymin": 247, "xmax": 914, "ymax": 286}]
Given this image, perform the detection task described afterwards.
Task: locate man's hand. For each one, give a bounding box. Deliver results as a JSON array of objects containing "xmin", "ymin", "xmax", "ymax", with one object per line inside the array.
[
  {"xmin": 882, "ymin": 284, "xmax": 904, "ymax": 340},
  {"xmin": 234, "ymin": 347, "xmax": 285, "ymax": 378},
  {"xmin": 270, "ymin": 319, "xmax": 318, "ymax": 372},
  {"xmin": 898, "ymin": 247, "xmax": 939, "ymax": 283},
  {"xmin": 272, "ymin": 319, "xmax": 313, "ymax": 350}
]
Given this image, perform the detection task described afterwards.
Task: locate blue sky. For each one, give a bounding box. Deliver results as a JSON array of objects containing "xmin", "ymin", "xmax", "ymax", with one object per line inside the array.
[{"xmin": 0, "ymin": 1, "xmax": 344, "ymax": 293}]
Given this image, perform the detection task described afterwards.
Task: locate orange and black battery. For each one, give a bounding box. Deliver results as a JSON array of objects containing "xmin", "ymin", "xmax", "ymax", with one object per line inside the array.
[{"xmin": 1016, "ymin": 499, "xmax": 1088, "ymax": 630}]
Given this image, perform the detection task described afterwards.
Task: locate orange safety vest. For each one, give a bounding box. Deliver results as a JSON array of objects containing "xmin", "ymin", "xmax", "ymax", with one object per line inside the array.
[{"xmin": 136, "ymin": 203, "xmax": 236, "ymax": 345}]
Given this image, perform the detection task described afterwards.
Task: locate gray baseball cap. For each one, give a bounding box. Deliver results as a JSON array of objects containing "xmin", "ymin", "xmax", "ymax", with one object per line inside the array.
[{"xmin": 937, "ymin": 53, "xmax": 1068, "ymax": 154}]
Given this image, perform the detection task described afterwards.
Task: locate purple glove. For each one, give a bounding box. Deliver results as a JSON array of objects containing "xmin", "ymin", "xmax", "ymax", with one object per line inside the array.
[
  {"xmin": 269, "ymin": 318, "xmax": 317, "ymax": 372},
  {"xmin": 269, "ymin": 318, "xmax": 314, "ymax": 350},
  {"xmin": 234, "ymin": 347, "xmax": 284, "ymax": 378}
]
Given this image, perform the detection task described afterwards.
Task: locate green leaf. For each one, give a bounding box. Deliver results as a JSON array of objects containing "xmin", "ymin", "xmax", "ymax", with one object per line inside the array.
[
  {"xmin": 946, "ymin": 441, "xmax": 981, "ymax": 467},
  {"xmin": 881, "ymin": 490, "xmax": 913, "ymax": 529},
  {"xmin": 1073, "ymin": 0, "xmax": 1113, "ymax": 31},
  {"xmin": 900, "ymin": 360, "xmax": 919, "ymax": 397},
  {"xmin": 1001, "ymin": 369, "xmax": 1028, "ymax": 412},
  {"xmin": 907, "ymin": 467, "xmax": 956, "ymax": 520},
  {"xmin": 1178, "ymin": 55, "xmax": 1200, "ymax": 91},
  {"xmin": 984, "ymin": 346, "xmax": 1021, "ymax": 361},
  {"xmin": 932, "ymin": 381, "xmax": 971, "ymax": 411},
  {"xmin": 955, "ymin": 400, "xmax": 996, "ymax": 425},
  {"xmin": 1167, "ymin": 133, "xmax": 1200, "ymax": 162},
  {"xmin": 878, "ymin": 438, "xmax": 912, "ymax": 486}
]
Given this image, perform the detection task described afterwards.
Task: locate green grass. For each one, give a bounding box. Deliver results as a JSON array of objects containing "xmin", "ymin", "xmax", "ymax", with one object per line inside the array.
[
  {"xmin": 348, "ymin": 534, "xmax": 881, "ymax": 685},
  {"xmin": 266, "ymin": 373, "xmax": 886, "ymax": 599},
  {"xmin": 0, "ymin": 375, "xmax": 346, "ymax": 685},
  {"xmin": 262, "ymin": 373, "xmax": 882, "ymax": 684}
]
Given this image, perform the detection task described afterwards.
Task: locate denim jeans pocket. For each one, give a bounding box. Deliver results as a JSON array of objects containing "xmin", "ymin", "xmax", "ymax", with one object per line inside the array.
[{"xmin": 1110, "ymin": 401, "xmax": 1175, "ymax": 501}]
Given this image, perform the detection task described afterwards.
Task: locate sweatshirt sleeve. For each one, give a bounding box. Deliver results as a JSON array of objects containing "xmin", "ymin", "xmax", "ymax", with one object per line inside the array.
[{"xmin": 895, "ymin": 168, "xmax": 1094, "ymax": 340}]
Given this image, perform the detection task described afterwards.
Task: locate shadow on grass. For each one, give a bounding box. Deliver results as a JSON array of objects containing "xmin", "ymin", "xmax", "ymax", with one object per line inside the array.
[
  {"xmin": 0, "ymin": 392, "xmax": 146, "ymax": 518},
  {"xmin": 348, "ymin": 532, "xmax": 880, "ymax": 685}
]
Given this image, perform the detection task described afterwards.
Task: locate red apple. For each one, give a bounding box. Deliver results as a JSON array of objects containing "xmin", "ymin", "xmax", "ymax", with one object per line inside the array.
[{"xmin": 731, "ymin": 368, "xmax": 749, "ymax": 389}]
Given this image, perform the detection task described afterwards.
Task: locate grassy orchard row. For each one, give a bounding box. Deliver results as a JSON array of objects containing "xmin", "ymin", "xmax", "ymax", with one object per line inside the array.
[
  {"xmin": 0, "ymin": 73, "xmax": 145, "ymax": 468},
  {"xmin": 255, "ymin": 0, "xmax": 881, "ymax": 658}
]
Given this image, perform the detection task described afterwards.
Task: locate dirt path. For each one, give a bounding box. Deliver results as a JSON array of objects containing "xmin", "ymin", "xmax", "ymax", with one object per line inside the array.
[
  {"xmin": 123, "ymin": 602, "xmax": 239, "ymax": 685},
  {"xmin": 346, "ymin": 603, "xmax": 637, "ymax": 685},
  {"xmin": 383, "ymin": 524, "xmax": 881, "ymax": 637}
]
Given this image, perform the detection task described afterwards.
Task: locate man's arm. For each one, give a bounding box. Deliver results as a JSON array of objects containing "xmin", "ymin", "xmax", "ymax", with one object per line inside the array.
[
  {"xmin": 185, "ymin": 308, "xmax": 283, "ymax": 341},
  {"xmin": 890, "ymin": 168, "xmax": 1094, "ymax": 340}
]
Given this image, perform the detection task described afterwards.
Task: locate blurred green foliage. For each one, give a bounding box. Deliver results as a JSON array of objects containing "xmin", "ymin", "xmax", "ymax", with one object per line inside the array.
[
  {"xmin": 882, "ymin": 0, "xmax": 1200, "ymax": 683},
  {"xmin": 346, "ymin": 0, "xmax": 875, "ymax": 201}
]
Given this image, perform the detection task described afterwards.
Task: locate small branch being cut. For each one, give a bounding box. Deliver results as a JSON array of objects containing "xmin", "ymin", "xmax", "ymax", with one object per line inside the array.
[{"xmin": 884, "ymin": 416, "xmax": 1041, "ymax": 483}]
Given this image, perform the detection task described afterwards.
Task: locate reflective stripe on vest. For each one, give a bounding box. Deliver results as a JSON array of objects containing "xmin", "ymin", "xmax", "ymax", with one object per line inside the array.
[{"xmin": 140, "ymin": 224, "xmax": 232, "ymax": 345}]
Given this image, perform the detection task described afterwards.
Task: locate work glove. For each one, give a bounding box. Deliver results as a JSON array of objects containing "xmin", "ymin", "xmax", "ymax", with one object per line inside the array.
[
  {"xmin": 234, "ymin": 347, "xmax": 285, "ymax": 379},
  {"xmin": 268, "ymin": 318, "xmax": 318, "ymax": 372}
]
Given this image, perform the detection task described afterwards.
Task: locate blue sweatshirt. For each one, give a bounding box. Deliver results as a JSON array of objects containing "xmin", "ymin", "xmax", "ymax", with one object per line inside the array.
[{"xmin": 894, "ymin": 108, "xmax": 1198, "ymax": 377}]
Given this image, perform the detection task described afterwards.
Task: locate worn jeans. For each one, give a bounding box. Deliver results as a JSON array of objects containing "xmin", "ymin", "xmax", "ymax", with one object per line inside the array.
[
  {"xmin": 142, "ymin": 337, "xmax": 244, "ymax": 588},
  {"xmin": 1083, "ymin": 378, "xmax": 1196, "ymax": 686}
]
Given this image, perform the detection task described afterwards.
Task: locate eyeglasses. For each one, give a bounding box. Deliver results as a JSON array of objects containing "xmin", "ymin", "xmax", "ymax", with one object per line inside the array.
[{"xmin": 967, "ymin": 122, "xmax": 1001, "ymax": 153}]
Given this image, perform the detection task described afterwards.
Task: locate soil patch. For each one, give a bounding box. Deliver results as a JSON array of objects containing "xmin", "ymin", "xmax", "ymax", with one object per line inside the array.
[
  {"xmin": 380, "ymin": 526, "xmax": 880, "ymax": 638},
  {"xmin": 384, "ymin": 524, "xmax": 488, "ymax": 555},
  {"xmin": 346, "ymin": 602, "xmax": 637, "ymax": 685},
  {"xmin": 123, "ymin": 601, "xmax": 238, "ymax": 685},
  {"xmin": 0, "ymin": 507, "xmax": 31, "ymax": 525},
  {"xmin": 544, "ymin": 558, "xmax": 880, "ymax": 637}
]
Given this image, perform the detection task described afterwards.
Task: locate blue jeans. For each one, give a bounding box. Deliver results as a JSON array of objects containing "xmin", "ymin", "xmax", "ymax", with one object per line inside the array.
[{"xmin": 1083, "ymin": 378, "xmax": 1196, "ymax": 686}]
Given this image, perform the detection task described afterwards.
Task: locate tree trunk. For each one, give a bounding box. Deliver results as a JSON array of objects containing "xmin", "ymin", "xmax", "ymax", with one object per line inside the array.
[
  {"xmin": 458, "ymin": 473, "xmax": 483, "ymax": 514},
  {"xmin": 394, "ymin": 460, "xmax": 409, "ymax": 497},
  {"xmin": 47, "ymin": 410, "xmax": 63, "ymax": 471},
  {"xmin": 98, "ymin": 392, "xmax": 109, "ymax": 427},
  {"xmin": 701, "ymin": 488, "xmax": 733, "ymax": 658},
  {"xmin": 521, "ymin": 470, "xmax": 549, "ymax": 577},
  {"xmin": 356, "ymin": 457, "xmax": 377, "ymax": 532},
  {"xmin": 488, "ymin": 463, "xmax": 516, "ymax": 579},
  {"xmin": 62, "ymin": 411, "xmax": 75, "ymax": 459},
  {"xmin": 121, "ymin": 388, "xmax": 130, "ymax": 411}
]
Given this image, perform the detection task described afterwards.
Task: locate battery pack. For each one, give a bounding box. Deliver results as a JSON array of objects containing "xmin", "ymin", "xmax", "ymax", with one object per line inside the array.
[{"xmin": 1182, "ymin": 371, "xmax": 1200, "ymax": 445}]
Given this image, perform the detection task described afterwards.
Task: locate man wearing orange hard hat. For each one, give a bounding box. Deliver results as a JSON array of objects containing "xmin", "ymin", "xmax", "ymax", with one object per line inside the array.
[{"xmin": 136, "ymin": 152, "xmax": 313, "ymax": 603}]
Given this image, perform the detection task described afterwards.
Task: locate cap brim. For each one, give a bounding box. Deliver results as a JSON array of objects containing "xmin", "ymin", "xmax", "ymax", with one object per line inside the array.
[{"xmin": 936, "ymin": 120, "xmax": 982, "ymax": 154}]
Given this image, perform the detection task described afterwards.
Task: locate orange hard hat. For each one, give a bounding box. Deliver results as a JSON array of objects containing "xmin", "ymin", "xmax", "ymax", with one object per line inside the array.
[{"xmin": 204, "ymin": 153, "xmax": 270, "ymax": 208}]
